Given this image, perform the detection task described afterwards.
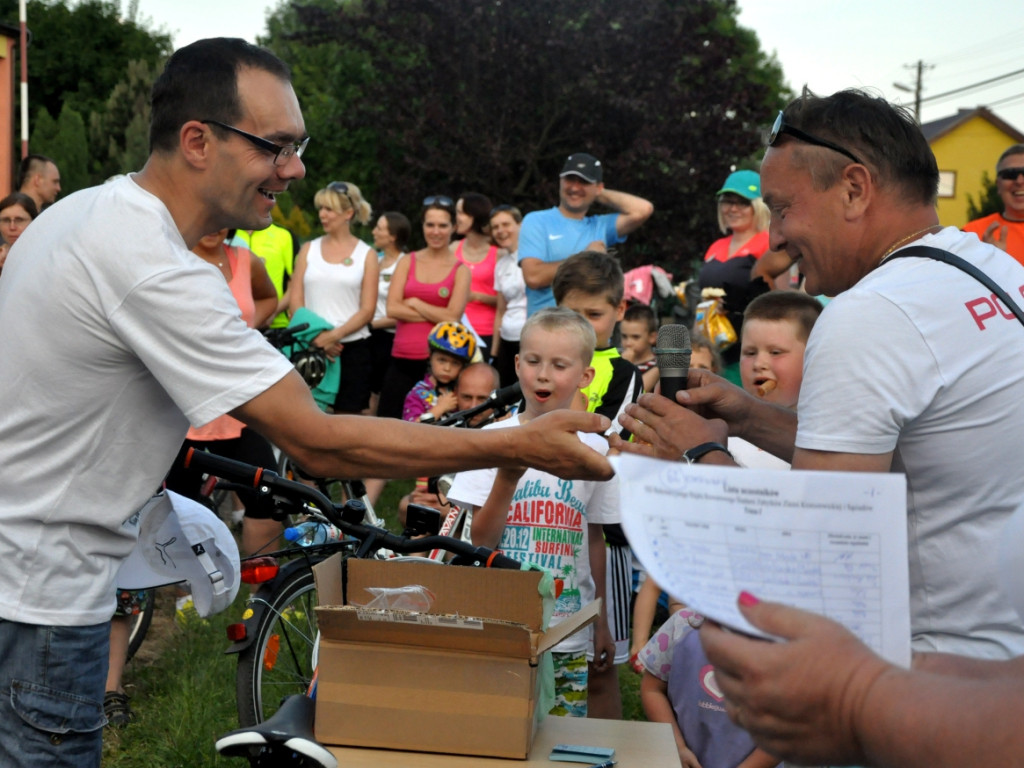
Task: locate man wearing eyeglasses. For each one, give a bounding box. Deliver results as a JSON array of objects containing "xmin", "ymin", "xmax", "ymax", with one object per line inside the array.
[
  {"xmin": 615, "ymin": 89, "xmax": 1024, "ymax": 669},
  {"xmin": 0, "ymin": 38, "xmax": 611, "ymax": 765},
  {"xmin": 963, "ymin": 144, "xmax": 1024, "ymax": 264},
  {"xmin": 519, "ymin": 152, "xmax": 653, "ymax": 316}
]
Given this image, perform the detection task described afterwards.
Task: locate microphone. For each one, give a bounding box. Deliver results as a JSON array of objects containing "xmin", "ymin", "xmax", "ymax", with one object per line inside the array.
[
  {"xmin": 656, "ymin": 324, "xmax": 692, "ymax": 401},
  {"xmin": 488, "ymin": 381, "xmax": 522, "ymax": 410}
]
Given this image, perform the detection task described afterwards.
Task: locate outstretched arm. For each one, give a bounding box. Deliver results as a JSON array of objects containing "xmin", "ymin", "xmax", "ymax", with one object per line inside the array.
[{"xmin": 234, "ymin": 373, "xmax": 614, "ymax": 481}]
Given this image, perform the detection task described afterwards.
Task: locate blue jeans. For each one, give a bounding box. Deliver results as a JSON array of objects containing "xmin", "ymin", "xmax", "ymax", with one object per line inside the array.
[{"xmin": 0, "ymin": 618, "xmax": 109, "ymax": 767}]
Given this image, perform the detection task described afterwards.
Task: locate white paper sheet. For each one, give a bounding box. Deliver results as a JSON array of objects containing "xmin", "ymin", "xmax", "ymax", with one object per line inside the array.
[{"xmin": 613, "ymin": 454, "xmax": 911, "ymax": 667}]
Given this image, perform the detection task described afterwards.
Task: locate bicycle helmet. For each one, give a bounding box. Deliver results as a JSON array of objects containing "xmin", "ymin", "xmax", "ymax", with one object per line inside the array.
[
  {"xmin": 427, "ymin": 321, "xmax": 477, "ymax": 361},
  {"xmin": 291, "ymin": 346, "xmax": 328, "ymax": 387}
]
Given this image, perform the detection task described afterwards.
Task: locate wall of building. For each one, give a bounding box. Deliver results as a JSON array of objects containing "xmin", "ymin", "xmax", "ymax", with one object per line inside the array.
[{"xmin": 931, "ymin": 115, "xmax": 1015, "ymax": 228}]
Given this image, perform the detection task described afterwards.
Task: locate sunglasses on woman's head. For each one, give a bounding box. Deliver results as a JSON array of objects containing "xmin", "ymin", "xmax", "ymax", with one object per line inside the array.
[
  {"xmin": 328, "ymin": 181, "xmax": 356, "ymax": 209},
  {"xmin": 422, "ymin": 195, "xmax": 454, "ymax": 209}
]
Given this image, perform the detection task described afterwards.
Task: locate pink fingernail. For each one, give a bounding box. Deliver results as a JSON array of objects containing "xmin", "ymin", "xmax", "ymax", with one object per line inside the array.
[{"xmin": 738, "ymin": 591, "xmax": 760, "ymax": 607}]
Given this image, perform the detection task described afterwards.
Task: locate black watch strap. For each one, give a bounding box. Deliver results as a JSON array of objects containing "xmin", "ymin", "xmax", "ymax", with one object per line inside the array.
[{"xmin": 683, "ymin": 441, "xmax": 733, "ymax": 465}]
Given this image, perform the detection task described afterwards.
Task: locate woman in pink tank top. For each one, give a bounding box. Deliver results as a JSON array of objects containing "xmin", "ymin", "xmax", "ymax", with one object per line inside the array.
[
  {"xmin": 376, "ymin": 196, "xmax": 470, "ymax": 419},
  {"xmin": 453, "ymin": 192, "xmax": 498, "ymax": 349}
]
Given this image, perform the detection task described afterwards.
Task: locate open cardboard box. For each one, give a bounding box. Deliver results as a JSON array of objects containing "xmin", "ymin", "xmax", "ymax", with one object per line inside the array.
[{"xmin": 313, "ymin": 555, "xmax": 598, "ymax": 759}]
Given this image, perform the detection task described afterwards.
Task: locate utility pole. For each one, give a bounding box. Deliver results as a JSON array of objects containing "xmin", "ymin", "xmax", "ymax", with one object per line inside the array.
[{"xmin": 893, "ymin": 60, "xmax": 933, "ymax": 123}]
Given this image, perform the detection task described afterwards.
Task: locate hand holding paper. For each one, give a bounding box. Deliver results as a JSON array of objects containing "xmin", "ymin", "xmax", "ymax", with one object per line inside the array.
[{"xmin": 612, "ymin": 453, "xmax": 911, "ymax": 667}]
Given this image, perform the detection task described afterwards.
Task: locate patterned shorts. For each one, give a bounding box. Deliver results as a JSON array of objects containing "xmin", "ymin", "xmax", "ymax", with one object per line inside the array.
[{"xmin": 549, "ymin": 650, "xmax": 588, "ymax": 718}]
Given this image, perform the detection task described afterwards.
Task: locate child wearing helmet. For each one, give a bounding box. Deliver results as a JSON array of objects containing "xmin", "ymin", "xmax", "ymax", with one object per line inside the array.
[{"xmin": 402, "ymin": 321, "xmax": 478, "ymax": 422}]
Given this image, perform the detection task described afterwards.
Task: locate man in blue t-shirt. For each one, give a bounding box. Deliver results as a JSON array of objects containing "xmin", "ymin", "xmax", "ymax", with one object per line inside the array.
[{"xmin": 519, "ymin": 152, "xmax": 653, "ymax": 315}]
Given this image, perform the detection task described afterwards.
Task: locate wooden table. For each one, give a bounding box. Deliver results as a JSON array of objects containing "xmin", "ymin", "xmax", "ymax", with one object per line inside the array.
[{"xmin": 327, "ymin": 716, "xmax": 678, "ymax": 766}]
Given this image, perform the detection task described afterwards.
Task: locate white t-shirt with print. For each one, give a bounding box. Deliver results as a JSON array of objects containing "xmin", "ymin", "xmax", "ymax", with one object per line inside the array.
[
  {"xmin": 797, "ymin": 226, "xmax": 1024, "ymax": 658},
  {"xmin": 448, "ymin": 414, "xmax": 619, "ymax": 652}
]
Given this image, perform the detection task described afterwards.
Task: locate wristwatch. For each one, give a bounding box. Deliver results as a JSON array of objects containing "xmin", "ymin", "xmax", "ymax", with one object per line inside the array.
[{"xmin": 682, "ymin": 442, "xmax": 733, "ymax": 465}]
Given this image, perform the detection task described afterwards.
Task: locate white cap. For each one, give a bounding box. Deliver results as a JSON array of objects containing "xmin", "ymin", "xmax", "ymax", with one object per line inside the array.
[{"xmin": 116, "ymin": 491, "xmax": 240, "ymax": 617}]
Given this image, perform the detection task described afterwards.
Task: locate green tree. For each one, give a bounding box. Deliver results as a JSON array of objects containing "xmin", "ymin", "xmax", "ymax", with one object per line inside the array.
[
  {"xmin": 89, "ymin": 58, "xmax": 158, "ymax": 180},
  {"xmin": 0, "ymin": 0, "xmax": 171, "ymax": 119},
  {"xmin": 966, "ymin": 172, "xmax": 1002, "ymax": 221},
  {"xmin": 263, "ymin": 0, "xmax": 790, "ymax": 273},
  {"xmin": 2, "ymin": 0, "xmax": 170, "ymax": 192},
  {"xmin": 30, "ymin": 104, "xmax": 90, "ymax": 191}
]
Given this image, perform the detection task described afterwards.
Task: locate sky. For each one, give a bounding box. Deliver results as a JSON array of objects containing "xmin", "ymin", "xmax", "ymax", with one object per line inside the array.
[{"xmin": 139, "ymin": 0, "xmax": 1024, "ymax": 134}]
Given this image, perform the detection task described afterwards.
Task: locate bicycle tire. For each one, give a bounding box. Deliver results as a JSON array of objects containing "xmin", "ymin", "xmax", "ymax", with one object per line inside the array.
[
  {"xmin": 125, "ymin": 588, "xmax": 155, "ymax": 662},
  {"xmin": 236, "ymin": 565, "xmax": 320, "ymax": 727}
]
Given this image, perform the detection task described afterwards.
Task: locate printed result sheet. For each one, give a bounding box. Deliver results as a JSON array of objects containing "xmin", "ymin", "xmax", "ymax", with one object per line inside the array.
[{"xmin": 613, "ymin": 454, "xmax": 911, "ymax": 667}]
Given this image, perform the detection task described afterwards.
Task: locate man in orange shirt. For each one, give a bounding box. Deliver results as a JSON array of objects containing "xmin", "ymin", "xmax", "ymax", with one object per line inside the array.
[{"xmin": 963, "ymin": 143, "xmax": 1024, "ymax": 265}]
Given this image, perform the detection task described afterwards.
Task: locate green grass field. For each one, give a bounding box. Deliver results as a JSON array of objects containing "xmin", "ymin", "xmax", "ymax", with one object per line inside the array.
[{"xmin": 101, "ymin": 479, "xmax": 646, "ymax": 766}]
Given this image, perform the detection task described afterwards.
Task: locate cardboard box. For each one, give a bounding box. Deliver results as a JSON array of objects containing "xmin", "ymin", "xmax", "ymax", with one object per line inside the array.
[{"xmin": 313, "ymin": 555, "xmax": 598, "ymax": 759}]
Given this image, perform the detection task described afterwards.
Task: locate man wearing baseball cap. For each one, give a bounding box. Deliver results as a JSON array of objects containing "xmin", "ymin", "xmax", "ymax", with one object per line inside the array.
[{"xmin": 519, "ymin": 152, "xmax": 653, "ymax": 315}]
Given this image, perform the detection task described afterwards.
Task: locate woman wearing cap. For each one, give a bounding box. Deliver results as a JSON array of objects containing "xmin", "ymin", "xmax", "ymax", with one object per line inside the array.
[
  {"xmin": 289, "ymin": 181, "xmax": 379, "ymax": 414},
  {"xmin": 375, "ymin": 196, "xmax": 470, "ymax": 419},
  {"xmin": 697, "ymin": 170, "xmax": 788, "ymax": 384},
  {"xmin": 452, "ymin": 192, "xmax": 499, "ymax": 350}
]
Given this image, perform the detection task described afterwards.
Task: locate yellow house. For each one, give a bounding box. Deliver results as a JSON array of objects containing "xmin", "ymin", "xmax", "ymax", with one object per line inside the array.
[{"xmin": 922, "ymin": 107, "xmax": 1024, "ymax": 228}]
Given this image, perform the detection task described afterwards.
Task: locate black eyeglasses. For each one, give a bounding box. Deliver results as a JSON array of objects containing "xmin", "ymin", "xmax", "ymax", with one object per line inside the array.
[
  {"xmin": 997, "ymin": 167, "xmax": 1024, "ymax": 182},
  {"xmin": 202, "ymin": 119, "xmax": 309, "ymax": 167},
  {"xmin": 422, "ymin": 195, "xmax": 454, "ymax": 209},
  {"xmin": 328, "ymin": 181, "xmax": 356, "ymax": 210},
  {"xmin": 768, "ymin": 111, "xmax": 863, "ymax": 165}
]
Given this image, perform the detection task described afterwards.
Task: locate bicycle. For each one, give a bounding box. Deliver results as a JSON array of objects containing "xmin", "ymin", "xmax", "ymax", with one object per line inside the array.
[
  {"xmin": 198, "ymin": 381, "xmax": 522, "ymax": 727},
  {"xmin": 186, "ymin": 450, "xmax": 524, "ymax": 768}
]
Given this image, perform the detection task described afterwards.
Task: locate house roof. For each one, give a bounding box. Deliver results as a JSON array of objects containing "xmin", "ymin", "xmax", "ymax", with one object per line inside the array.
[{"xmin": 921, "ymin": 107, "xmax": 1024, "ymax": 143}]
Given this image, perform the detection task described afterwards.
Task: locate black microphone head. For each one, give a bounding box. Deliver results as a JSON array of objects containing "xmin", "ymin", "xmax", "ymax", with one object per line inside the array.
[
  {"xmin": 490, "ymin": 381, "xmax": 523, "ymax": 409},
  {"xmin": 656, "ymin": 324, "xmax": 692, "ymax": 376}
]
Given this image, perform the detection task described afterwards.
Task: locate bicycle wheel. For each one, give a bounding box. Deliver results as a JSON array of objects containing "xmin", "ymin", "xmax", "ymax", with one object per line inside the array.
[
  {"xmin": 236, "ymin": 565, "xmax": 320, "ymax": 726},
  {"xmin": 125, "ymin": 588, "xmax": 155, "ymax": 662}
]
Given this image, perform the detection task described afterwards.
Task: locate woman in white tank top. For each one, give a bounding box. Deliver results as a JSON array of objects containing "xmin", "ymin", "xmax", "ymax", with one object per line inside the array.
[{"xmin": 289, "ymin": 181, "xmax": 378, "ymax": 413}]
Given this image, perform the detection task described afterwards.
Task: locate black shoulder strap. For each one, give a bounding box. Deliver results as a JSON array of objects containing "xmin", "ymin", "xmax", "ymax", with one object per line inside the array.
[{"xmin": 886, "ymin": 245, "xmax": 1024, "ymax": 327}]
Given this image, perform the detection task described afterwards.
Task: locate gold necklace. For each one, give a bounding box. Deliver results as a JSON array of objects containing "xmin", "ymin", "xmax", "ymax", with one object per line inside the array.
[{"xmin": 878, "ymin": 225, "xmax": 942, "ymax": 265}]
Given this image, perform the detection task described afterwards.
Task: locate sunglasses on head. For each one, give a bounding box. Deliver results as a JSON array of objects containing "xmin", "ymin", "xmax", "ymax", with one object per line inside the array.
[
  {"xmin": 328, "ymin": 181, "xmax": 356, "ymax": 210},
  {"xmin": 490, "ymin": 204, "xmax": 516, "ymax": 217},
  {"xmin": 768, "ymin": 111, "xmax": 863, "ymax": 165},
  {"xmin": 422, "ymin": 195, "xmax": 455, "ymax": 209},
  {"xmin": 997, "ymin": 167, "xmax": 1024, "ymax": 182}
]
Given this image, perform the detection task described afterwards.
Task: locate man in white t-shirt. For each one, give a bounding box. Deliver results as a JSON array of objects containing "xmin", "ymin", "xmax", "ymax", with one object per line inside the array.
[
  {"xmin": 614, "ymin": 91, "xmax": 1024, "ymax": 669},
  {"xmin": 0, "ymin": 38, "xmax": 611, "ymax": 765}
]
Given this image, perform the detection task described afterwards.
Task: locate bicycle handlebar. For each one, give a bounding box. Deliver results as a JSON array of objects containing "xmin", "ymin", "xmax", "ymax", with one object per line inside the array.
[
  {"xmin": 183, "ymin": 448, "xmax": 521, "ymax": 570},
  {"xmin": 262, "ymin": 323, "xmax": 310, "ymax": 350},
  {"xmin": 434, "ymin": 381, "xmax": 522, "ymax": 428}
]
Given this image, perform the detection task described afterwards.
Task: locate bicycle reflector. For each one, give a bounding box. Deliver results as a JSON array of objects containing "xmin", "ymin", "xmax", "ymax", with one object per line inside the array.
[
  {"xmin": 226, "ymin": 623, "xmax": 247, "ymax": 642},
  {"xmin": 241, "ymin": 556, "xmax": 279, "ymax": 585}
]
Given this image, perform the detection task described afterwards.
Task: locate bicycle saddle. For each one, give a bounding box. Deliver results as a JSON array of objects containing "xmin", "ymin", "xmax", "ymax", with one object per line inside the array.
[{"xmin": 215, "ymin": 694, "xmax": 337, "ymax": 768}]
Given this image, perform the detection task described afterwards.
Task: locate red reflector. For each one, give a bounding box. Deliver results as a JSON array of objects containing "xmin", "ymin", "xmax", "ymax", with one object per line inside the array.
[
  {"xmin": 226, "ymin": 623, "xmax": 247, "ymax": 642},
  {"xmin": 241, "ymin": 557, "xmax": 279, "ymax": 585}
]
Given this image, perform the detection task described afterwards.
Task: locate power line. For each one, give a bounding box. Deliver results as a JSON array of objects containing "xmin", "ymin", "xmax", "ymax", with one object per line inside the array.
[{"xmin": 919, "ymin": 66, "xmax": 1024, "ymax": 105}]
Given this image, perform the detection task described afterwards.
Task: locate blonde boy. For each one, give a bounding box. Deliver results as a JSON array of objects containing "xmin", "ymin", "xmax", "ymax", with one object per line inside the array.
[{"xmin": 448, "ymin": 308, "xmax": 618, "ymax": 718}]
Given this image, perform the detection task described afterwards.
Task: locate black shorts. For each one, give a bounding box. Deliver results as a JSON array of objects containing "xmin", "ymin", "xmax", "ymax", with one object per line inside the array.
[{"xmin": 333, "ymin": 336, "xmax": 373, "ymax": 413}]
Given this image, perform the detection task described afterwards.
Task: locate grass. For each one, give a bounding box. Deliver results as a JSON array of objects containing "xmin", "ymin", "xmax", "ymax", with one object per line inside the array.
[{"xmin": 101, "ymin": 478, "xmax": 647, "ymax": 766}]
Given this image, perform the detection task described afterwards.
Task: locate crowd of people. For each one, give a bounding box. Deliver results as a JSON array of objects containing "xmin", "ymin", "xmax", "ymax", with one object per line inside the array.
[{"xmin": 4, "ymin": 33, "xmax": 1024, "ymax": 768}]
